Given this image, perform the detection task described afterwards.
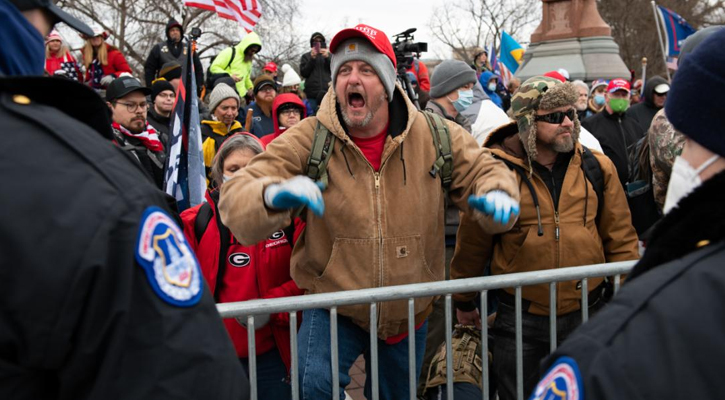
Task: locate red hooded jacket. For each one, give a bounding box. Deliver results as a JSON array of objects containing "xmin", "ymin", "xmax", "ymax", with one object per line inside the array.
[
  {"xmin": 261, "ymin": 93, "xmax": 307, "ymax": 148},
  {"xmin": 81, "ymin": 43, "xmax": 132, "ymax": 82},
  {"xmin": 181, "ymin": 190, "xmax": 304, "ymax": 371}
]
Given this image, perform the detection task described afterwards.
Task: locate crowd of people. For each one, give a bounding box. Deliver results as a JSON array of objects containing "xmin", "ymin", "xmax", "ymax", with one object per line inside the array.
[{"xmin": 3, "ymin": 1, "xmax": 725, "ymax": 399}]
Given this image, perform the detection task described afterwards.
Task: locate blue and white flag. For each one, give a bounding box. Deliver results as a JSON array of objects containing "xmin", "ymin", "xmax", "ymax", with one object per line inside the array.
[
  {"xmin": 164, "ymin": 39, "xmax": 206, "ymax": 212},
  {"xmin": 656, "ymin": 5, "xmax": 696, "ymax": 57}
]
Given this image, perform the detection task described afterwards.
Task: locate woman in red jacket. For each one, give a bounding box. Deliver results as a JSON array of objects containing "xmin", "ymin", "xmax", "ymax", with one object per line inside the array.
[
  {"xmin": 44, "ymin": 30, "xmax": 82, "ymax": 81},
  {"xmin": 181, "ymin": 133, "xmax": 303, "ymax": 400},
  {"xmin": 80, "ymin": 26, "xmax": 132, "ymax": 90},
  {"xmin": 260, "ymin": 93, "xmax": 307, "ymax": 148}
]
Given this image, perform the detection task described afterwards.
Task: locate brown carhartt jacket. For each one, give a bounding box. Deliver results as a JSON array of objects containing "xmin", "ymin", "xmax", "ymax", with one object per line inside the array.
[
  {"xmin": 218, "ymin": 85, "xmax": 520, "ymax": 339},
  {"xmin": 452, "ymin": 122, "xmax": 639, "ymax": 316}
]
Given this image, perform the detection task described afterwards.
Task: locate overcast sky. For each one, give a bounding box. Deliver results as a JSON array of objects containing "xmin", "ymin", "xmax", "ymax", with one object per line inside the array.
[{"xmin": 297, "ymin": 0, "xmax": 449, "ymax": 59}]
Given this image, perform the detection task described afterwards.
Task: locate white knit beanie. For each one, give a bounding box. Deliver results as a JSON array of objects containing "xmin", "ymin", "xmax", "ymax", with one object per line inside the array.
[
  {"xmin": 209, "ymin": 83, "xmax": 240, "ymax": 113},
  {"xmin": 331, "ymin": 38, "xmax": 397, "ymax": 102},
  {"xmin": 281, "ymin": 64, "xmax": 301, "ymax": 87}
]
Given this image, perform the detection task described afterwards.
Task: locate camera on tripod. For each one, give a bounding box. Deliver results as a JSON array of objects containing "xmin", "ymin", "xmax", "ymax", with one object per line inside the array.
[{"xmin": 392, "ymin": 28, "xmax": 428, "ymax": 72}]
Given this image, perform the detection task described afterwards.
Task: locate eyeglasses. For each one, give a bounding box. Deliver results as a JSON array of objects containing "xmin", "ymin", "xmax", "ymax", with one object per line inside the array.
[
  {"xmin": 259, "ymin": 86, "xmax": 276, "ymax": 93},
  {"xmin": 115, "ymin": 101, "xmax": 149, "ymax": 113},
  {"xmin": 279, "ymin": 108, "xmax": 301, "ymax": 117},
  {"xmin": 534, "ymin": 109, "xmax": 576, "ymax": 125}
]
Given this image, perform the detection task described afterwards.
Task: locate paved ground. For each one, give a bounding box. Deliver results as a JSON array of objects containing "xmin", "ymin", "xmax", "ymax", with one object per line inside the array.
[{"xmin": 345, "ymin": 355, "xmax": 367, "ymax": 400}]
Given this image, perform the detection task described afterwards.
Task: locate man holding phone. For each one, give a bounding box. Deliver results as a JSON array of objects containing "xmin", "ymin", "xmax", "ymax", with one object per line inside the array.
[{"xmin": 299, "ymin": 32, "xmax": 331, "ymax": 115}]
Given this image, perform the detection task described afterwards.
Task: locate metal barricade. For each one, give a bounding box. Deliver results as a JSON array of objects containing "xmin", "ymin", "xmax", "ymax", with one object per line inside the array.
[{"xmin": 217, "ymin": 260, "xmax": 635, "ymax": 400}]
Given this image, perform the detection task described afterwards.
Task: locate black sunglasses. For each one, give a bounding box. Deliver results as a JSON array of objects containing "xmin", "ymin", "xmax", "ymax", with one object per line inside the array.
[{"xmin": 534, "ymin": 109, "xmax": 576, "ymax": 124}]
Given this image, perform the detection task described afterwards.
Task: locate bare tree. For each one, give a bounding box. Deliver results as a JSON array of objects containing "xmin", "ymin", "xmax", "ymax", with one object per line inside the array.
[
  {"xmin": 429, "ymin": 0, "xmax": 541, "ymax": 63},
  {"xmin": 57, "ymin": 0, "xmax": 304, "ymax": 78},
  {"xmin": 599, "ymin": 0, "xmax": 725, "ymax": 79}
]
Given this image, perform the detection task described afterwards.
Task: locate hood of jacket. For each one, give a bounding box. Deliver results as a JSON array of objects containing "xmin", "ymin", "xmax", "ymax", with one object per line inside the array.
[
  {"xmin": 166, "ymin": 18, "xmax": 183, "ymax": 41},
  {"xmin": 235, "ymin": 31, "xmax": 262, "ymax": 55},
  {"xmin": 309, "ymin": 32, "xmax": 326, "ymax": 47},
  {"xmin": 643, "ymin": 76, "xmax": 668, "ymax": 107},
  {"xmin": 272, "ymin": 93, "xmax": 307, "ymax": 135},
  {"xmin": 480, "ymin": 70, "xmax": 497, "ymax": 94}
]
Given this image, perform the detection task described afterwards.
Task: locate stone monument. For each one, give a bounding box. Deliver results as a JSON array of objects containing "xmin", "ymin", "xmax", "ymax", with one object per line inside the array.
[{"xmin": 516, "ymin": 0, "xmax": 630, "ymax": 82}]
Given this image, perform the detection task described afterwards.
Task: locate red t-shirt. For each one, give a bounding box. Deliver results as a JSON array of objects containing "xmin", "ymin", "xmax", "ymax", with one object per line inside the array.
[{"xmin": 350, "ymin": 123, "xmax": 388, "ymax": 171}]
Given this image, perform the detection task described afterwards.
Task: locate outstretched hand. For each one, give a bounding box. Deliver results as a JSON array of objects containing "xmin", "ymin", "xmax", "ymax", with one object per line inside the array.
[
  {"xmin": 264, "ymin": 176, "xmax": 326, "ymax": 216},
  {"xmin": 468, "ymin": 190, "xmax": 520, "ymax": 226}
]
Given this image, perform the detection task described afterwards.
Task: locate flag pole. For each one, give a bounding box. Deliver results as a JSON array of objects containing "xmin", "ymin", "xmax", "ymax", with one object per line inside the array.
[
  {"xmin": 650, "ymin": 1, "xmax": 671, "ymax": 81},
  {"xmin": 641, "ymin": 57, "xmax": 647, "ymax": 94}
]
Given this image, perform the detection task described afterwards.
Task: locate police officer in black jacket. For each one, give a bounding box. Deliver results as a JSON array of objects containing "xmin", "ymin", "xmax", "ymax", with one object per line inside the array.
[
  {"xmin": 0, "ymin": 1, "xmax": 248, "ymax": 399},
  {"xmin": 529, "ymin": 28, "xmax": 725, "ymax": 400}
]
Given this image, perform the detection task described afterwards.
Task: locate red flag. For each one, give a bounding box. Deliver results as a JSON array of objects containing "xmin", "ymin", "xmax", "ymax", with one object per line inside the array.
[{"xmin": 184, "ymin": 0, "xmax": 261, "ymax": 32}]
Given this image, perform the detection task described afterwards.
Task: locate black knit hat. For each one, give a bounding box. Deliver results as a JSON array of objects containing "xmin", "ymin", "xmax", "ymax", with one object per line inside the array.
[
  {"xmin": 666, "ymin": 27, "xmax": 725, "ymax": 157},
  {"xmin": 151, "ymin": 80, "xmax": 175, "ymax": 102},
  {"xmin": 159, "ymin": 61, "xmax": 182, "ymax": 81},
  {"xmin": 253, "ymin": 74, "xmax": 276, "ymax": 95}
]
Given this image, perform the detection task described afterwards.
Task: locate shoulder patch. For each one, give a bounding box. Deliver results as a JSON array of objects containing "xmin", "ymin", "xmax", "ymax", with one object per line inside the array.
[
  {"xmin": 135, "ymin": 206, "xmax": 203, "ymax": 307},
  {"xmin": 530, "ymin": 356, "xmax": 583, "ymax": 400}
]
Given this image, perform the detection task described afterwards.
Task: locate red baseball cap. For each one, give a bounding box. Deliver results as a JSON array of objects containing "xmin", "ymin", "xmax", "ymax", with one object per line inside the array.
[
  {"xmin": 543, "ymin": 71, "xmax": 566, "ymax": 83},
  {"xmin": 607, "ymin": 78, "xmax": 630, "ymax": 93},
  {"xmin": 263, "ymin": 62, "xmax": 278, "ymax": 73},
  {"xmin": 329, "ymin": 24, "xmax": 397, "ymax": 69}
]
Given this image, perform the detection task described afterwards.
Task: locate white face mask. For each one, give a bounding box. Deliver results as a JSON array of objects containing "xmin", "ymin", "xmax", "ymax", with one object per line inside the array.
[
  {"xmin": 663, "ymin": 155, "xmax": 719, "ymax": 214},
  {"xmin": 222, "ymin": 174, "xmax": 233, "ymax": 183}
]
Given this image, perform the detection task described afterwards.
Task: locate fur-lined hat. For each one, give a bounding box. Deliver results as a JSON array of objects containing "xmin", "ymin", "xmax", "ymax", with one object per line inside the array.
[{"xmin": 510, "ymin": 76, "xmax": 580, "ymax": 170}]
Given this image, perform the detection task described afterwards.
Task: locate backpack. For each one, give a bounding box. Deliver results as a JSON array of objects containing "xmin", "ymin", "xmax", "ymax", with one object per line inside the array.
[
  {"xmin": 304, "ymin": 110, "xmax": 453, "ymax": 194},
  {"xmin": 193, "ymin": 201, "xmax": 295, "ymax": 300},
  {"xmin": 205, "ymin": 47, "xmax": 236, "ymax": 89},
  {"xmin": 625, "ymin": 136, "xmax": 661, "ymax": 235}
]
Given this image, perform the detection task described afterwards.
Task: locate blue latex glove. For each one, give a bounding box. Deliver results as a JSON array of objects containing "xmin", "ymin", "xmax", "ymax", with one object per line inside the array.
[
  {"xmin": 468, "ymin": 190, "xmax": 520, "ymax": 226},
  {"xmin": 263, "ymin": 176, "xmax": 326, "ymax": 216}
]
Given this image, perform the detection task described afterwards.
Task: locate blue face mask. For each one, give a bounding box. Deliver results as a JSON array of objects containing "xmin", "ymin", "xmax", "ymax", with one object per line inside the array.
[
  {"xmin": 594, "ymin": 94, "xmax": 606, "ymax": 106},
  {"xmin": 450, "ymin": 89, "xmax": 474, "ymax": 112},
  {"xmin": 0, "ymin": 0, "xmax": 45, "ymax": 76}
]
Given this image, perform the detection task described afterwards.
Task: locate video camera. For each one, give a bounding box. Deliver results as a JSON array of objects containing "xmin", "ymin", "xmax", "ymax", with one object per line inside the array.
[
  {"xmin": 392, "ymin": 28, "xmax": 428, "ymax": 109},
  {"xmin": 392, "ymin": 28, "xmax": 428, "ymax": 71}
]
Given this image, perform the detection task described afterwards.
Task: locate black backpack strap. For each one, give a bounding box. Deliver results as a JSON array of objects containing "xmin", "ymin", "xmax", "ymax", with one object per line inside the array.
[
  {"xmin": 214, "ymin": 204, "xmax": 231, "ymax": 302},
  {"xmin": 226, "ymin": 47, "xmax": 236, "ymax": 70},
  {"xmin": 194, "ymin": 202, "xmax": 213, "ymax": 244},
  {"xmin": 282, "ymin": 223, "xmax": 296, "ymax": 249},
  {"xmin": 580, "ymin": 146, "xmax": 605, "ymax": 224},
  {"xmin": 421, "ymin": 111, "xmax": 453, "ymax": 195}
]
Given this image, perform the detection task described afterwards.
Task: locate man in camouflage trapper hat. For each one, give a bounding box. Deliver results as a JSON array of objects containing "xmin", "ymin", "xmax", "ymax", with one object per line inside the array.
[
  {"xmin": 452, "ymin": 77, "xmax": 639, "ymax": 399},
  {"xmin": 510, "ymin": 76, "xmax": 581, "ymax": 172}
]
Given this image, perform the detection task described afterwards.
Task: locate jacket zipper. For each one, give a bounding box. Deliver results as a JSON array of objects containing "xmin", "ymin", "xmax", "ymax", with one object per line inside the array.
[{"xmin": 617, "ymin": 116, "xmax": 631, "ymax": 177}]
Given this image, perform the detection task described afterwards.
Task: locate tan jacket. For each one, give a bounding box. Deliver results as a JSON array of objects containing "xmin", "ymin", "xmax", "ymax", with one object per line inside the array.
[
  {"xmin": 218, "ymin": 85, "xmax": 520, "ymax": 339},
  {"xmin": 452, "ymin": 122, "xmax": 639, "ymax": 315}
]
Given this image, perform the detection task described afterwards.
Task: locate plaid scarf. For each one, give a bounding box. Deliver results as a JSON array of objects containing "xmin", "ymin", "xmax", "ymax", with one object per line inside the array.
[{"xmin": 112, "ymin": 121, "xmax": 164, "ymax": 152}]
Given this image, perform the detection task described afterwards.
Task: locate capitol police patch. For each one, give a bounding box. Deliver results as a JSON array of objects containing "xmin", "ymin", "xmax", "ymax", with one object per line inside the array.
[
  {"xmin": 135, "ymin": 207, "xmax": 203, "ymax": 307},
  {"xmin": 530, "ymin": 356, "xmax": 583, "ymax": 400}
]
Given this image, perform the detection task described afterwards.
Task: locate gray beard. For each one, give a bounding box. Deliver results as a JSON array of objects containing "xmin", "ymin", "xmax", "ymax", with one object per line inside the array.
[
  {"xmin": 340, "ymin": 94, "xmax": 386, "ymax": 128},
  {"xmin": 548, "ymin": 126, "xmax": 578, "ymax": 153}
]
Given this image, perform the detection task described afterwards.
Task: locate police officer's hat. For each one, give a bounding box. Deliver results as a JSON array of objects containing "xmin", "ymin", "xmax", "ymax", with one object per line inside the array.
[
  {"xmin": 9, "ymin": 0, "xmax": 94, "ymax": 38},
  {"xmin": 106, "ymin": 76, "xmax": 152, "ymax": 102}
]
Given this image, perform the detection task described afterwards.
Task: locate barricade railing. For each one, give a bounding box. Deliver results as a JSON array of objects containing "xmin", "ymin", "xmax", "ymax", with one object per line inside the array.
[{"xmin": 217, "ymin": 260, "xmax": 636, "ymax": 400}]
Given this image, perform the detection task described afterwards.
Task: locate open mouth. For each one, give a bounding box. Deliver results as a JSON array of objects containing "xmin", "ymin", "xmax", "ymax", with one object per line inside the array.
[{"xmin": 348, "ymin": 92, "xmax": 365, "ymax": 109}]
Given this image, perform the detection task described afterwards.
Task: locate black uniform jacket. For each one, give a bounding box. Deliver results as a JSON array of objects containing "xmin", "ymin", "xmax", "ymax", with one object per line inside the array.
[
  {"xmin": 534, "ymin": 170, "xmax": 725, "ymax": 400},
  {"xmin": 0, "ymin": 76, "xmax": 248, "ymax": 400}
]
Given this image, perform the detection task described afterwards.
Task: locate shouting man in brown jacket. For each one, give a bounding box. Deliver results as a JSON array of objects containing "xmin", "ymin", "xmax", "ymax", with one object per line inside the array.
[
  {"xmin": 219, "ymin": 23, "xmax": 521, "ymax": 400},
  {"xmin": 452, "ymin": 76, "xmax": 639, "ymax": 400}
]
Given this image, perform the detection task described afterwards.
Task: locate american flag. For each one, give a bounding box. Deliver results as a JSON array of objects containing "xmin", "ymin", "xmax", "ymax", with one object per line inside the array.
[
  {"xmin": 184, "ymin": 0, "xmax": 262, "ymax": 32},
  {"xmin": 164, "ymin": 38, "xmax": 207, "ymax": 212}
]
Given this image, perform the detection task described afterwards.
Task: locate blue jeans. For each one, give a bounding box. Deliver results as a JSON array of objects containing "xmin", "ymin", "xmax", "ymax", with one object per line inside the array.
[
  {"xmin": 298, "ymin": 308, "xmax": 428, "ymax": 400},
  {"xmin": 240, "ymin": 346, "xmax": 291, "ymax": 400}
]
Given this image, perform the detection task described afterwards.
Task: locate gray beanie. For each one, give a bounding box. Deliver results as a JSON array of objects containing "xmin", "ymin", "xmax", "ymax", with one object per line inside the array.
[
  {"xmin": 209, "ymin": 83, "xmax": 240, "ymax": 113},
  {"xmin": 430, "ymin": 60, "xmax": 477, "ymax": 98},
  {"xmin": 331, "ymin": 38, "xmax": 397, "ymax": 102}
]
